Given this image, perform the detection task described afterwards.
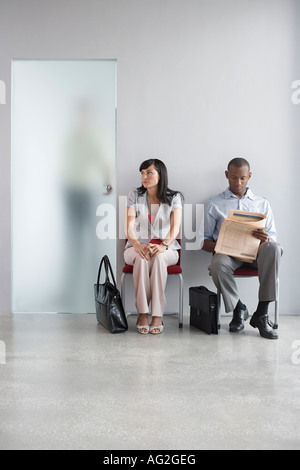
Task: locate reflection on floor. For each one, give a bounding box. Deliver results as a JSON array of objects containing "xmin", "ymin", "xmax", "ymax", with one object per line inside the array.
[{"xmin": 0, "ymin": 313, "xmax": 299, "ymax": 450}]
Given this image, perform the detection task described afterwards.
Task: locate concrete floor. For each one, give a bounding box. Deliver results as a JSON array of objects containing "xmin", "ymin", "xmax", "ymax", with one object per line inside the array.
[{"xmin": 0, "ymin": 313, "xmax": 299, "ymax": 450}]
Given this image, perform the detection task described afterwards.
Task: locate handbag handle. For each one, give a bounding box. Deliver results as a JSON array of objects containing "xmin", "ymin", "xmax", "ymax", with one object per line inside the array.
[
  {"xmin": 104, "ymin": 255, "xmax": 117, "ymax": 287},
  {"xmin": 96, "ymin": 255, "xmax": 117, "ymax": 292}
]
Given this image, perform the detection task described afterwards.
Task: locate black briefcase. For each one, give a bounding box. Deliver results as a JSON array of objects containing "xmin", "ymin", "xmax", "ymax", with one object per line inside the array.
[{"xmin": 189, "ymin": 286, "xmax": 219, "ymax": 335}]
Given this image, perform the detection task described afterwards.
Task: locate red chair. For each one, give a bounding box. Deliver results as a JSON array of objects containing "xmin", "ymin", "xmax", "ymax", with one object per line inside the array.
[
  {"xmin": 217, "ymin": 266, "xmax": 279, "ymax": 328},
  {"xmin": 121, "ymin": 240, "xmax": 183, "ymax": 328}
]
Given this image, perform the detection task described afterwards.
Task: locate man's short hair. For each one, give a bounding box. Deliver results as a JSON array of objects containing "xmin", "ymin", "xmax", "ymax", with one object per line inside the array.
[{"xmin": 227, "ymin": 157, "xmax": 250, "ymax": 171}]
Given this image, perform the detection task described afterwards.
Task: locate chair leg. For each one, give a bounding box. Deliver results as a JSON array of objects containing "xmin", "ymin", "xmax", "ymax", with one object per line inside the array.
[
  {"xmin": 178, "ymin": 273, "xmax": 183, "ymax": 328},
  {"xmin": 273, "ymin": 279, "xmax": 279, "ymax": 329},
  {"xmin": 121, "ymin": 273, "xmax": 126, "ymax": 312},
  {"xmin": 217, "ymin": 290, "xmax": 221, "ymax": 329},
  {"xmin": 121, "ymin": 273, "xmax": 135, "ymax": 319}
]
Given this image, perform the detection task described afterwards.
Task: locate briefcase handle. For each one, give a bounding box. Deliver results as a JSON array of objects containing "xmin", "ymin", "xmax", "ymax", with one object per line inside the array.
[{"xmin": 96, "ymin": 255, "xmax": 117, "ymax": 293}]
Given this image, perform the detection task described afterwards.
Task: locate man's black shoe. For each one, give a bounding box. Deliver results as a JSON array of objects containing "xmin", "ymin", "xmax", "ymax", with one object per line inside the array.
[
  {"xmin": 229, "ymin": 308, "xmax": 249, "ymax": 333},
  {"xmin": 250, "ymin": 314, "xmax": 278, "ymax": 339}
]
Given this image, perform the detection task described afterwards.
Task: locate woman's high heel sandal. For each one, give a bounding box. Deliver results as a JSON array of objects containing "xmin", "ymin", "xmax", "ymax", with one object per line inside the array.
[
  {"xmin": 136, "ymin": 324, "xmax": 150, "ymax": 335},
  {"xmin": 149, "ymin": 323, "xmax": 164, "ymax": 335}
]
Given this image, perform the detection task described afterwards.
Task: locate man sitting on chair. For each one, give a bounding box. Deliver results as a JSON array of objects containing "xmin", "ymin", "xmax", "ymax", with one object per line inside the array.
[{"xmin": 202, "ymin": 157, "xmax": 282, "ymax": 339}]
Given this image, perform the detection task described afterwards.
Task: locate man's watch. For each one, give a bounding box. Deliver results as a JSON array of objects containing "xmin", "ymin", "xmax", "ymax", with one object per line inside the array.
[{"xmin": 161, "ymin": 241, "xmax": 168, "ymax": 250}]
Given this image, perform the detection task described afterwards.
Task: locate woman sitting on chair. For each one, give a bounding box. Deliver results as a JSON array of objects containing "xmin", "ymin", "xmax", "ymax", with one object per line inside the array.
[{"xmin": 124, "ymin": 158, "xmax": 183, "ymax": 335}]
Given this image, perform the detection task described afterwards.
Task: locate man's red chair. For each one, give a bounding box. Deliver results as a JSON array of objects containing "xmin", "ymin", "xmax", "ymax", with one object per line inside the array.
[
  {"xmin": 121, "ymin": 240, "xmax": 183, "ymax": 328},
  {"xmin": 217, "ymin": 266, "xmax": 279, "ymax": 329}
]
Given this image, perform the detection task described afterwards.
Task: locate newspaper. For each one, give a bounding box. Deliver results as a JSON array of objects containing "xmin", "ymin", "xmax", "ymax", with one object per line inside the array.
[{"xmin": 214, "ymin": 209, "xmax": 266, "ymax": 263}]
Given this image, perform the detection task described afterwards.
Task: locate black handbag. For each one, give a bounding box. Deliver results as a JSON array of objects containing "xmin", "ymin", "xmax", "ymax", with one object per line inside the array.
[
  {"xmin": 94, "ymin": 255, "xmax": 128, "ymax": 333},
  {"xmin": 189, "ymin": 285, "xmax": 219, "ymax": 335}
]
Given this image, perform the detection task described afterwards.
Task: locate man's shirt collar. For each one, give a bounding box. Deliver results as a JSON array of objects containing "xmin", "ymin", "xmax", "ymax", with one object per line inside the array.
[{"xmin": 224, "ymin": 187, "xmax": 254, "ymax": 200}]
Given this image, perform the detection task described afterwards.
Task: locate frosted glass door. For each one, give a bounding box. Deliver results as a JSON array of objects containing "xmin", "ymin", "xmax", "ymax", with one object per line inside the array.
[{"xmin": 12, "ymin": 60, "xmax": 116, "ymax": 313}]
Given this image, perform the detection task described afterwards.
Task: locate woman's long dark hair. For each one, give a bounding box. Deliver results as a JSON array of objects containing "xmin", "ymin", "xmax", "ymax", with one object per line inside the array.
[{"xmin": 137, "ymin": 158, "xmax": 184, "ymax": 206}]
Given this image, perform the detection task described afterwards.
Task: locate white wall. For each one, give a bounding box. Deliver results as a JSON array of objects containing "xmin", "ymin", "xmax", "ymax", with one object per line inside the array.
[{"xmin": 0, "ymin": 0, "xmax": 299, "ymax": 315}]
